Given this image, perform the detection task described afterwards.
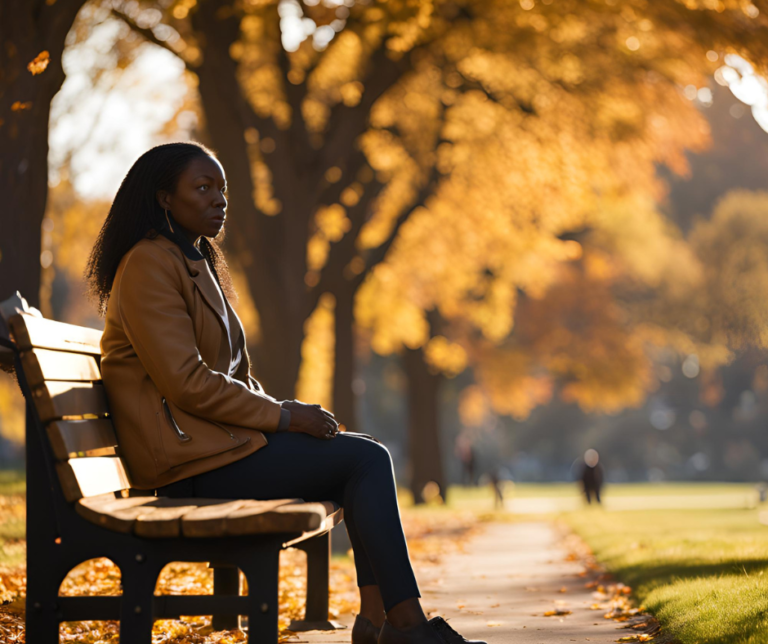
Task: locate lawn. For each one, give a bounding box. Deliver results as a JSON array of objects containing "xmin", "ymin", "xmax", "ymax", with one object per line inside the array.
[
  {"xmin": 561, "ymin": 506, "xmax": 768, "ymax": 644},
  {"xmin": 0, "ymin": 469, "xmax": 25, "ymax": 568}
]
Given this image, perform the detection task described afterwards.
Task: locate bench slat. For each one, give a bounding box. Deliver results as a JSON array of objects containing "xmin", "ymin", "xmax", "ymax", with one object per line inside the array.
[
  {"xmin": 182, "ymin": 499, "xmax": 302, "ymax": 537},
  {"xmin": 47, "ymin": 419, "xmax": 118, "ymax": 460},
  {"xmin": 21, "ymin": 348, "xmax": 101, "ymax": 386},
  {"xmin": 76, "ymin": 495, "xmax": 160, "ymax": 533},
  {"xmin": 225, "ymin": 502, "xmax": 326, "ymax": 536},
  {"xmin": 57, "ymin": 457, "xmax": 130, "ymax": 501},
  {"xmin": 75, "ymin": 495, "xmax": 332, "ymax": 539},
  {"xmin": 283, "ymin": 502, "xmax": 343, "ymax": 548},
  {"xmin": 9, "ymin": 313, "xmax": 102, "ymax": 355},
  {"xmin": 133, "ymin": 502, "xmax": 211, "ymax": 538},
  {"xmin": 33, "ymin": 381, "xmax": 110, "ymax": 422}
]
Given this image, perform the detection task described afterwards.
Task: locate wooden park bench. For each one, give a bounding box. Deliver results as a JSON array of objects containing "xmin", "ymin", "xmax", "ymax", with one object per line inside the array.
[{"xmin": 1, "ymin": 312, "xmax": 345, "ymax": 643}]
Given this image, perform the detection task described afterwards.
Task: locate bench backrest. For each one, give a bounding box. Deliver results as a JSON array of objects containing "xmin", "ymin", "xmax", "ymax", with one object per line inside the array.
[{"xmin": 10, "ymin": 313, "xmax": 131, "ymax": 502}]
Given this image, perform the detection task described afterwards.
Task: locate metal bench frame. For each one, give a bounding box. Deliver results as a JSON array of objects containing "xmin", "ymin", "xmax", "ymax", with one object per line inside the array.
[{"xmin": 1, "ymin": 329, "xmax": 344, "ymax": 643}]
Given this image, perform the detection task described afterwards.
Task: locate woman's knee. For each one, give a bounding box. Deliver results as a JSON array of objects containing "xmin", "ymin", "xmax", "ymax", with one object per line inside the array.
[{"xmin": 344, "ymin": 434, "xmax": 393, "ymax": 469}]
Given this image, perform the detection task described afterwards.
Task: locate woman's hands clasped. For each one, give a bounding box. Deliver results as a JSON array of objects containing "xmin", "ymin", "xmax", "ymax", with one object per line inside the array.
[{"xmin": 281, "ymin": 400, "xmax": 340, "ymax": 440}]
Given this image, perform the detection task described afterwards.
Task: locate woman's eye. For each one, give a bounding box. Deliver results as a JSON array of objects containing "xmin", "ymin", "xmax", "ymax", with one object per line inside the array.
[{"xmin": 199, "ymin": 185, "xmax": 208, "ymax": 191}]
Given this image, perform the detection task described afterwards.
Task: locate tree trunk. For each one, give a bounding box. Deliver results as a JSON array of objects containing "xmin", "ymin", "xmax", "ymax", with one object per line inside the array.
[
  {"xmin": 332, "ymin": 280, "xmax": 358, "ymax": 431},
  {"xmin": 0, "ymin": 0, "xmax": 86, "ymax": 306},
  {"xmin": 192, "ymin": 3, "xmax": 309, "ymax": 399},
  {"xmin": 403, "ymin": 345, "xmax": 445, "ymax": 504}
]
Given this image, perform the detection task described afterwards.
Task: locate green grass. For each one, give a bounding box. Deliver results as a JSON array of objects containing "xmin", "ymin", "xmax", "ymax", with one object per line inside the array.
[
  {"xmin": 0, "ymin": 469, "xmax": 25, "ymax": 568},
  {"xmin": 561, "ymin": 507, "xmax": 768, "ymax": 644}
]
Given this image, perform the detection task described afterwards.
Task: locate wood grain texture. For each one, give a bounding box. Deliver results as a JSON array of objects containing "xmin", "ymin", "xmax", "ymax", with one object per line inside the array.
[
  {"xmin": 32, "ymin": 381, "xmax": 110, "ymax": 422},
  {"xmin": 9, "ymin": 313, "xmax": 102, "ymax": 355},
  {"xmin": 56, "ymin": 457, "xmax": 130, "ymax": 501},
  {"xmin": 225, "ymin": 502, "xmax": 327, "ymax": 536},
  {"xmin": 76, "ymin": 494, "xmax": 160, "ymax": 533},
  {"xmin": 182, "ymin": 499, "xmax": 302, "ymax": 537},
  {"xmin": 46, "ymin": 419, "xmax": 118, "ymax": 460},
  {"xmin": 74, "ymin": 495, "xmax": 339, "ymax": 540},
  {"xmin": 21, "ymin": 348, "xmax": 101, "ymax": 386}
]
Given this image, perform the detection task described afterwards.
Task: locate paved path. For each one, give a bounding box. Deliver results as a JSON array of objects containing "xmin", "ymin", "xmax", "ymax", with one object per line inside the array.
[{"xmin": 300, "ymin": 521, "xmax": 628, "ymax": 644}]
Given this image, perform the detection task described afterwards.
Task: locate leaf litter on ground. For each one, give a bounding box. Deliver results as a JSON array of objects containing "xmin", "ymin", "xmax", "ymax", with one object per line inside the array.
[{"xmin": 0, "ymin": 501, "xmax": 477, "ymax": 643}]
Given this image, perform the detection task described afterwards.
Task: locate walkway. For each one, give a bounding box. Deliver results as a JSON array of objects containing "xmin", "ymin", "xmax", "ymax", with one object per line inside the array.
[{"xmin": 301, "ymin": 521, "xmax": 640, "ymax": 644}]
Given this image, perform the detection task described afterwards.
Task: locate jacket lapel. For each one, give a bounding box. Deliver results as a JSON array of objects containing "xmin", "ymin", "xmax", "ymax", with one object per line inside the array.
[{"xmin": 151, "ymin": 235, "xmax": 249, "ymax": 378}]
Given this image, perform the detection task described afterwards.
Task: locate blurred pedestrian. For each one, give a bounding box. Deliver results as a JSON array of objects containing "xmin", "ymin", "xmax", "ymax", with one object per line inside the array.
[
  {"xmin": 455, "ymin": 435, "xmax": 476, "ymax": 486},
  {"xmin": 580, "ymin": 449, "xmax": 604, "ymax": 505},
  {"xmin": 489, "ymin": 468, "xmax": 504, "ymax": 510}
]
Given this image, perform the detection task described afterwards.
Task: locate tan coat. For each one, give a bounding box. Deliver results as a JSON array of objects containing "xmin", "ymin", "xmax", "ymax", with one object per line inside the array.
[{"xmin": 100, "ymin": 234, "xmax": 281, "ymax": 489}]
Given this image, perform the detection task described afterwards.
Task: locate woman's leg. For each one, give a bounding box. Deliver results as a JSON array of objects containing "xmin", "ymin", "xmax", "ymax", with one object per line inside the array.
[{"xmin": 173, "ymin": 432, "xmax": 421, "ymax": 615}]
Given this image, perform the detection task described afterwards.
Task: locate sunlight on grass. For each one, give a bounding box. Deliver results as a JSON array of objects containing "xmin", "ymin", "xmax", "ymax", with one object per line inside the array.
[{"xmin": 562, "ymin": 507, "xmax": 768, "ymax": 644}]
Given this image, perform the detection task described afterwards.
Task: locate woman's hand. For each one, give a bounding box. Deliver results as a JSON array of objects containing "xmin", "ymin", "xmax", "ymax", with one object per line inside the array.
[{"xmin": 282, "ymin": 400, "xmax": 339, "ymax": 440}]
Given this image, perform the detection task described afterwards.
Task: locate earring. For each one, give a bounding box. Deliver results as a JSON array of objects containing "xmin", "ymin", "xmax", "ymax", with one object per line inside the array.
[{"xmin": 164, "ymin": 209, "xmax": 174, "ymax": 233}]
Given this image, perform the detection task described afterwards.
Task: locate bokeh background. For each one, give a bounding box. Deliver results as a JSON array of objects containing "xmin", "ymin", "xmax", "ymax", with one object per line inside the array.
[{"xmin": 4, "ymin": 0, "xmax": 768, "ymax": 503}]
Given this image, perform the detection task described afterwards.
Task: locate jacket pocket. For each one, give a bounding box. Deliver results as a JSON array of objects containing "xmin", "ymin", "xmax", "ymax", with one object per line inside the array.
[
  {"xmin": 157, "ymin": 397, "xmax": 250, "ymax": 469},
  {"xmin": 162, "ymin": 397, "xmax": 191, "ymax": 442}
]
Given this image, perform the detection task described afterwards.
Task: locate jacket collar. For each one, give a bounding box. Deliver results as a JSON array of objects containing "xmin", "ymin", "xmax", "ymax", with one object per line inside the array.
[{"xmin": 153, "ymin": 224, "xmax": 226, "ymax": 319}]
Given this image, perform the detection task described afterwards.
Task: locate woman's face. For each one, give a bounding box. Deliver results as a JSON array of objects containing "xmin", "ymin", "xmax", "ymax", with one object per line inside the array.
[{"xmin": 157, "ymin": 155, "xmax": 228, "ymax": 243}]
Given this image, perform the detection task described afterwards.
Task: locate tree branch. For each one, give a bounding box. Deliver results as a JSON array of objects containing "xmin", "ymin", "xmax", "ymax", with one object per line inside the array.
[
  {"xmin": 357, "ymin": 163, "xmax": 441, "ymax": 284},
  {"xmin": 111, "ymin": 9, "xmax": 196, "ymax": 72},
  {"xmin": 306, "ymin": 177, "xmax": 386, "ymax": 311},
  {"xmin": 276, "ymin": 24, "xmax": 313, "ymax": 168}
]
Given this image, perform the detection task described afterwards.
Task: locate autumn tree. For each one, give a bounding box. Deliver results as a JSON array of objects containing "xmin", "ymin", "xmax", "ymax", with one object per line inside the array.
[{"xmin": 0, "ymin": 0, "xmax": 91, "ymax": 306}]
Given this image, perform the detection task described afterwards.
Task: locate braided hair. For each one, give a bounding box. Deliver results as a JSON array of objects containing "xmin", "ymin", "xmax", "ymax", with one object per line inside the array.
[{"xmin": 85, "ymin": 142, "xmax": 237, "ymax": 316}]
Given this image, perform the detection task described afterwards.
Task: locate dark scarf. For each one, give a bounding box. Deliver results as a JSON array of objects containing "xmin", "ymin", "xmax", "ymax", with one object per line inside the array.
[{"xmin": 157, "ymin": 211, "xmax": 205, "ymax": 262}]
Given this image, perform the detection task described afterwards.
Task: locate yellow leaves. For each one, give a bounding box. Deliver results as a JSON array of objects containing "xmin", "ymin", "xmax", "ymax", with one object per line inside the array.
[
  {"xmin": 11, "ymin": 101, "xmax": 32, "ymax": 111},
  {"xmin": 0, "ymin": 372, "xmax": 25, "ymax": 444},
  {"xmin": 424, "ymin": 336, "xmax": 467, "ymax": 377},
  {"xmin": 340, "ymin": 81, "xmax": 364, "ymax": 106},
  {"xmin": 307, "ymin": 204, "xmax": 351, "ymax": 271},
  {"xmin": 458, "ymin": 385, "xmax": 489, "ymax": 427},
  {"xmin": 27, "ymin": 51, "xmax": 50, "ymax": 75},
  {"xmin": 296, "ymin": 293, "xmax": 335, "ymax": 410},
  {"xmin": 316, "ymin": 204, "xmax": 351, "ymax": 242},
  {"xmin": 616, "ymin": 635, "xmax": 653, "ymax": 642},
  {"xmin": 542, "ymin": 609, "xmax": 572, "ymax": 616},
  {"xmin": 325, "ymin": 166, "xmax": 343, "ymax": 183}
]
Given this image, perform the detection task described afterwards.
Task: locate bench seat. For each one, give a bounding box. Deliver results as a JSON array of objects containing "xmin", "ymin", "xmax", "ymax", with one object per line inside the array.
[{"xmin": 77, "ymin": 494, "xmax": 342, "ymax": 539}]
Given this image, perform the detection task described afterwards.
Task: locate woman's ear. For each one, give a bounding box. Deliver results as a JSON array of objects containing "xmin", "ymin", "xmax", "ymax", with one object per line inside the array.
[{"xmin": 156, "ymin": 189, "xmax": 171, "ymax": 210}]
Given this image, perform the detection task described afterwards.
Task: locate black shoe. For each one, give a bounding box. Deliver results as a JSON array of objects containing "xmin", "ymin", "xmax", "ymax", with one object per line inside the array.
[
  {"xmin": 429, "ymin": 616, "xmax": 487, "ymax": 644},
  {"xmin": 353, "ymin": 615, "xmax": 382, "ymax": 644},
  {"xmin": 379, "ymin": 618, "xmax": 445, "ymax": 644}
]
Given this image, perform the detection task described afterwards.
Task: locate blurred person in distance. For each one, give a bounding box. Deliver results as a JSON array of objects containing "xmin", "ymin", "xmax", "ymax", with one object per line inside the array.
[{"xmin": 580, "ymin": 449, "xmax": 604, "ymax": 505}]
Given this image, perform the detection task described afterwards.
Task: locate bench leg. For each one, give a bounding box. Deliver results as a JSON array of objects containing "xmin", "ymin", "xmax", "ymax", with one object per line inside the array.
[
  {"xmin": 211, "ymin": 563, "xmax": 241, "ymax": 631},
  {"xmin": 288, "ymin": 531, "xmax": 346, "ymax": 632},
  {"xmin": 119, "ymin": 567, "xmax": 157, "ymax": 643},
  {"xmin": 25, "ymin": 572, "xmax": 61, "ymax": 644},
  {"xmin": 241, "ymin": 542, "xmax": 281, "ymax": 644}
]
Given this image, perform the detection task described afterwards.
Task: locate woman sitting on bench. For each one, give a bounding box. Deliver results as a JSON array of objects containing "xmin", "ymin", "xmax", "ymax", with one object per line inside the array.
[{"xmin": 85, "ymin": 142, "xmax": 485, "ymax": 644}]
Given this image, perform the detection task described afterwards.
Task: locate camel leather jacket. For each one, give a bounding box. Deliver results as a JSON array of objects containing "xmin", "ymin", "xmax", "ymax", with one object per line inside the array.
[{"xmin": 100, "ymin": 234, "xmax": 282, "ymax": 489}]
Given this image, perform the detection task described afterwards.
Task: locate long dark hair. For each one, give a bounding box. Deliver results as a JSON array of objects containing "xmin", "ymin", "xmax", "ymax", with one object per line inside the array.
[{"xmin": 85, "ymin": 142, "xmax": 237, "ymax": 316}]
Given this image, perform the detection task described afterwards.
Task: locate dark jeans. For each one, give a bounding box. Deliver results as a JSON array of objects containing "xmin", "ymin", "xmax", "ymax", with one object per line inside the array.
[{"xmin": 156, "ymin": 431, "xmax": 421, "ymax": 612}]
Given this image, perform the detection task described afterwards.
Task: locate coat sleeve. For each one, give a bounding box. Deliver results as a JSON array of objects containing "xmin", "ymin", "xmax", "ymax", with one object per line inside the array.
[{"xmin": 116, "ymin": 245, "xmax": 282, "ymax": 432}]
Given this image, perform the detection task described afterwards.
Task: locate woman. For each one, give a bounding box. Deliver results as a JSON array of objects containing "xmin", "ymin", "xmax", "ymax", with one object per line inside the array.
[{"xmin": 86, "ymin": 142, "xmax": 485, "ymax": 644}]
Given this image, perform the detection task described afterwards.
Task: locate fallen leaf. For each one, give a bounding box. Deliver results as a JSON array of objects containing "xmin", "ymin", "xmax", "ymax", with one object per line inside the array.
[
  {"xmin": 486, "ymin": 621, "xmax": 503, "ymax": 627},
  {"xmin": 543, "ymin": 609, "xmax": 572, "ymax": 617},
  {"xmin": 27, "ymin": 51, "xmax": 50, "ymax": 75}
]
